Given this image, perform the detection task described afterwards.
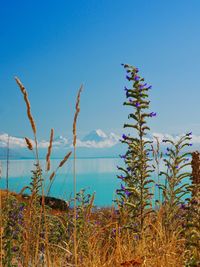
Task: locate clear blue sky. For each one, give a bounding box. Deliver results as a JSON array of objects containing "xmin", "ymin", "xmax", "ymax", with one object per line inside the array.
[{"xmin": 1, "ymin": 0, "xmax": 200, "ymax": 139}]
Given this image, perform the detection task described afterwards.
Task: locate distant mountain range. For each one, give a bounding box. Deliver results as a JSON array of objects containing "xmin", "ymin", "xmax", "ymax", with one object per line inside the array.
[{"xmin": 0, "ymin": 130, "xmax": 199, "ymax": 159}]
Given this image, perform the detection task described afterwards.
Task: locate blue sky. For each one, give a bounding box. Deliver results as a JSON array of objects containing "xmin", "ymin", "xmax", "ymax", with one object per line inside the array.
[{"xmin": 1, "ymin": 0, "xmax": 200, "ymax": 139}]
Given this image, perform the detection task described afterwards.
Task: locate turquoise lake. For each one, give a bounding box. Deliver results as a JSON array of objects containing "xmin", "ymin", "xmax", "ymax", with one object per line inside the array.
[{"xmin": 0, "ymin": 157, "xmax": 191, "ymax": 206}]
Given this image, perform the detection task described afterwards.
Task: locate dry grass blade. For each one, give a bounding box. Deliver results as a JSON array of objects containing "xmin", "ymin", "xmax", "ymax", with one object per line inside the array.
[
  {"xmin": 15, "ymin": 77, "xmax": 37, "ymax": 134},
  {"xmin": 59, "ymin": 151, "xmax": 72, "ymax": 168},
  {"xmin": 46, "ymin": 128, "xmax": 54, "ymax": 171},
  {"xmin": 24, "ymin": 137, "xmax": 33, "ymax": 150},
  {"xmin": 73, "ymin": 84, "xmax": 83, "ymax": 146}
]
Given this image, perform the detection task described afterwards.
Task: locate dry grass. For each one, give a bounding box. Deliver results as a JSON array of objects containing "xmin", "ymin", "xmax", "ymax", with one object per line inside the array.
[{"xmin": 0, "ymin": 190, "xmax": 188, "ymax": 266}]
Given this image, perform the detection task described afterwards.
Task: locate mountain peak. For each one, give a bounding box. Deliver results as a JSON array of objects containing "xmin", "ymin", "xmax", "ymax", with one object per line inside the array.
[
  {"xmin": 82, "ymin": 129, "xmax": 107, "ymax": 142},
  {"xmin": 95, "ymin": 129, "xmax": 107, "ymax": 138}
]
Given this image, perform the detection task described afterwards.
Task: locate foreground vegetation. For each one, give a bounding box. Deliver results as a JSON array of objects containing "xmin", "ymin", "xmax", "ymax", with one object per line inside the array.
[{"xmin": 0, "ymin": 65, "xmax": 199, "ymax": 266}]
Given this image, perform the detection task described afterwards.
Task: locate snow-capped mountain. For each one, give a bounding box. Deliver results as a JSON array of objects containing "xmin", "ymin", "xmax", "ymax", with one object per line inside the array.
[
  {"xmin": 82, "ymin": 129, "xmax": 107, "ymax": 142},
  {"xmin": 77, "ymin": 129, "xmax": 120, "ymax": 148}
]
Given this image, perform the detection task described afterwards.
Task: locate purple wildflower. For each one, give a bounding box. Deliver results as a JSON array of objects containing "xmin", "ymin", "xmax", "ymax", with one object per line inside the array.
[
  {"xmin": 125, "ymin": 190, "xmax": 131, "ymax": 197},
  {"xmin": 189, "ymin": 143, "xmax": 193, "ymax": 146}
]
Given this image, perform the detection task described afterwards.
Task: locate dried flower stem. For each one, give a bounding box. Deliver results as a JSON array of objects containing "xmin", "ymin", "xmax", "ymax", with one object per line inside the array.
[
  {"xmin": 15, "ymin": 77, "xmax": 36, "ymax": 135},
  {"xmin": 15, "ymin": 77, "xmax": 39, "ymax": 164},
  {"xmin": 46, "ymin": 128, "xmax": 54, "ymax": 171}
]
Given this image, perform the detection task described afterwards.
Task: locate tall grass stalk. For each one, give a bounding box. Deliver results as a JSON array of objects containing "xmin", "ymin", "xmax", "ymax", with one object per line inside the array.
[{"xmin": 73, "ymin": 85, "xmax": 83, "ymax": 266}]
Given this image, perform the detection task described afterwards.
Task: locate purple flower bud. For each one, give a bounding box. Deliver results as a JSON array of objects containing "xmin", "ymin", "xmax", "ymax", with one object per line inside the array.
[
  {"xmin": 134, "ymin": 234, "xmax": 139, "ymax": 240},
  {"xmin": 186, "ymin": 132, "xmax": 192, "ymax": 136},
  {"xmin": 120, "ymin": 154, "xmax": 126, "ymax": 159},
  {"xmin": 139, "ymin": 83, "xmax": 147, "ymax": 89},
  {"xmin": 150, "ymin": 112, "xmax": 157, "ymax": 117},
  {"xmin": 155, "ymin": 183, "xmax": 159, "ymax": 187},
  {"xmin": 112, "ymin": 228, "xmax": 116, "ymax": 234},
  {"xmin": 121, "ymin": 184, "xmax": 125, "ymax": 191},
  {"xmin": 127, "ymin": 167, "xmax": 131, "ymax": 171},
  {"xmin": 175, "ymin": 165, "xmax": 179, "ymax": 169},
  {"xmin": 124, "ymin": 86, "xmax": 128, "ymax": 91},
  {"xmin": 12, "ymin": 246, "xmax": 18, "ymax": 252},
  {"xmin": 122, "ymin": 134, "xmax": 127, "ymax": 140},
  {"xmin": 180, "ymin": 203, "xmax": 185, "ymax": 209},
  {"xmin": 135, "ymin": 67, "xmax": 139, "ymax": 73},
  {"xmin": 166, "ymin": 147, "xmax": 170, "ymax": 151},
  {"xmin": 126, "ymin": 75, "xmax": 131, "ymax": 81},
  {"xmin": 135, "ymin": 102, "xmax": 140, "ymax": 107},
  {"xmin": 125, "ymin": 190, "xmax": 131, "ymax": 197},
  {"xmin": 134, "ymin": 75, "xmax": 140, "ymax": 81},
  {"xmin": 189, "ymin": 143, "xmax": 192, "ymax": 146},
  {"xmin": 147, "ymin": 85, "xmax": 152, "ymax": 89}
]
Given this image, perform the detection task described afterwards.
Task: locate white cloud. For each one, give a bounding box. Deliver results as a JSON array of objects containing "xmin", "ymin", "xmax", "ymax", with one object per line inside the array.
[
  {"xmin": 0, "ymin": 133, "xmax": 27, "ymax": 148},
  {"xmin": 0, "ymin": 133, "xmax": 68, "ymax": 149},
  {"xmin": 0, "ymin": 130, "xmax": 198, "ymax": 151}
]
